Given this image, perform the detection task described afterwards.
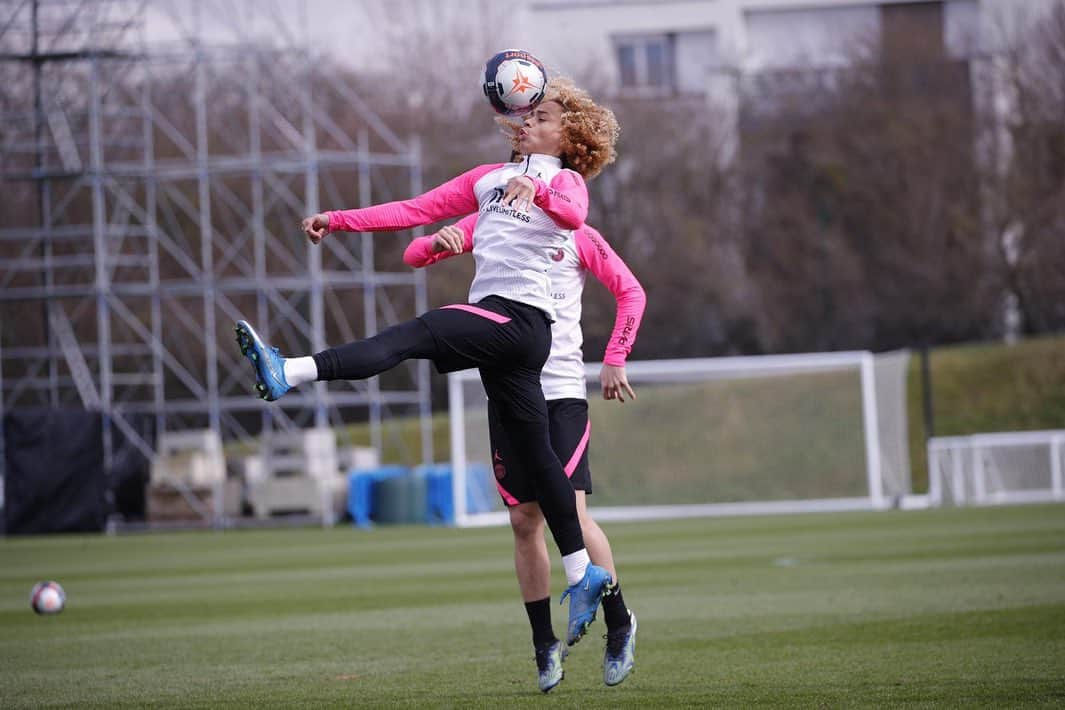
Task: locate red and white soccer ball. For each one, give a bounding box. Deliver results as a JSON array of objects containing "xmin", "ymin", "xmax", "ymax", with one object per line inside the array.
[
  {"xmin": 30, "ymin": 581, "xmax": 66, "ymax": 615},
  {"xmin": 482, "ymin": 49, "xmax": 548, "ymax": 117}
]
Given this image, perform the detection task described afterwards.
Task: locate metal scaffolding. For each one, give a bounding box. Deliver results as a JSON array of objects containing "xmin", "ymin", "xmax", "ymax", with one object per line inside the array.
[{"xmin": 0, "ymin": 0, "xmax": 433, "ymax": 493}]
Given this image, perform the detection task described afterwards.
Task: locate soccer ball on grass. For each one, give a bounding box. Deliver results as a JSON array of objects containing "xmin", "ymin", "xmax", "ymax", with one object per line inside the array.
[
  {"xmin": 482, "ymin": 49, "xmax": 548, "ymax": 116},
  {"xmin": 30, "ymin": 581, "xmax": 66, "ymax": 615}
]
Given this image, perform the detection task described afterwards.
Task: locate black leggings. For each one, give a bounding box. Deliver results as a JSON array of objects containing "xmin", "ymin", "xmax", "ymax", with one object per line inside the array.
[
  {"xmin": 312, "ymin": 300, "xmax": 584, "ymax": 556},
  {"xmin": 313, "ymin": 319, "xmax": 437, "ymax": 381}
]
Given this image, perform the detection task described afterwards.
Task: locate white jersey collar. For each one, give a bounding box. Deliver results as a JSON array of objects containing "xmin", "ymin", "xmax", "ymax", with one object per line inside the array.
[{"xmin": 522, "ymin": 153, "xmax": 563, "ymax": 174}]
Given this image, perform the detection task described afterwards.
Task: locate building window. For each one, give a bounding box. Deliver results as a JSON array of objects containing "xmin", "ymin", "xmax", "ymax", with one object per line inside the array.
[
  {"xmin": 617, "ymin": 43, "xmax": 638, "ymax": 87},
  {"xmin": 613, "ymin": 34, "xmax": 675, "ymax": 94}
]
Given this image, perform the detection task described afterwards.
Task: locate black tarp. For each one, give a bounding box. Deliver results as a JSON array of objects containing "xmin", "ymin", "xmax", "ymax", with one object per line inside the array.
[
  {"xmin": 3, "ymin": 409, "xmax": 106, "ymax": 534},
  {"xmin": 109, "ymin": 414, "xmax": 154, "ymax": 522}
]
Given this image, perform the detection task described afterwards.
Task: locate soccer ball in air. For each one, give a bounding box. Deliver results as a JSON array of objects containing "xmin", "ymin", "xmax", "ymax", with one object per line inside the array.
[
  {"xmin": 482, "ymin": 49, "xmax": 548, "ymax": 116},
  {"xmin": 30, "ymin": 581, "xmax": 66, "ymax": 615}
]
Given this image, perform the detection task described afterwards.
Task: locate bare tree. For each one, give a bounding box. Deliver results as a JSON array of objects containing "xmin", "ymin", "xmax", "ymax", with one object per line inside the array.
[
  {"xmin": 992, "ymin": 0, "xmax": 1065, "ymax": 334},
  {"xmin": 586, "ymin": 96, "xmax": 750, "ymax": 359},
  {"xmin": 737, "ymin": 13, "xmax": 1003, "ymax": 352}
]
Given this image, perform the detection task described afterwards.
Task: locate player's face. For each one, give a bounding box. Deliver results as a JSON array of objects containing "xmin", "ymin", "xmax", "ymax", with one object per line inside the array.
[{"xmin": 518, "ymin": 101, "xmax": 563, "ymax": 157}]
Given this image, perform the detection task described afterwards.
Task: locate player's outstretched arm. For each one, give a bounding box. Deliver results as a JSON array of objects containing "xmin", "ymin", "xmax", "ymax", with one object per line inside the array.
[
  {"xmin": 301, "ymin": 164, "xmax": 501, "ymax": 244},
  {"xmin": 576, "ymin": 225, "xmax": 647, "ymax": 403}
]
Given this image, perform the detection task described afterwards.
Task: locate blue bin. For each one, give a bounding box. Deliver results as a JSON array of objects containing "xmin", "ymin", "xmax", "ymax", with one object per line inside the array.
[
  {"xmin": 347, "ymin": 465, "xmax": 408, "ymax": 528},
  {"xmin": 372, "ymin": 468, "xmax": 428, "ymax": 525},
  {"xmin": 419, "ymin": 463, "xmax": 497, "ymax": 524}
]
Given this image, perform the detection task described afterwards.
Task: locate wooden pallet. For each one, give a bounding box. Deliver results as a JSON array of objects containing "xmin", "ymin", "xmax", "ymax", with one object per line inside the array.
[{"xmin": 147, "ymin": 483, "xmax": 221, "ymax": 522}]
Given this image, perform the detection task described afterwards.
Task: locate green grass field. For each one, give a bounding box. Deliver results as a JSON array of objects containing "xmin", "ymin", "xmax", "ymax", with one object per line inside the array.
[{"xmin": 2, "ymin": 504, "xmax": 1064, "ymax": 708}]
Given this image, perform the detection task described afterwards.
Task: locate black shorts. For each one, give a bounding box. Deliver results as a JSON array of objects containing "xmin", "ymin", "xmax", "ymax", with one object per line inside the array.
[{"xmin": 488, "ymin": 397, "xmax": 592, "ymax": 506}]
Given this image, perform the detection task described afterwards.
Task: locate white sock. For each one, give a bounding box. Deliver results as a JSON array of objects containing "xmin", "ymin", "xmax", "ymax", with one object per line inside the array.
[
  {"xmin": 562, "ymin": 548, "xmax": 590, "ymax": 586},
  {"xmin": 282, "ymin": 356, "xmax": 318, "ymax": 387}
]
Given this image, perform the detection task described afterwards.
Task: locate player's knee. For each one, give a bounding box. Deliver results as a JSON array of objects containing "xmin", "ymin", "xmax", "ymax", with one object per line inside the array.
[{"xmin": 509, "ymin": 504, "xmax": 544, "ymax": 542}]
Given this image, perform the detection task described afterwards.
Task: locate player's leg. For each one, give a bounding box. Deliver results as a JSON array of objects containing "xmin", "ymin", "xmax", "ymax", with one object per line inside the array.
[
  {"xmin": 546, "ymin": 400, "xmax": 613, "ymax": 571},
  {"xmin": 421, "ymin": 299, "xmax": 608, "ymax": 648},
  {"xmin": 479, "ymin": 367, "xmax": 584, "ymax": 556},
  {"xmin": 575, "ymin": 491, "xmax": 637, "ymax": 686},
  {"xmin": 466, "ymin": 302, "xmax": 585, "ymax": 561},
  {"xmin": 234, "ymin": 317, "xmax": 441, "ymax": 401},
  {"xmin": 511, "ymin": 502, "xmax": 551, "ymax": 605},
  {"xmin": 236, "ymin": 300, "xmax": 521, "ymax": 401},
  {"xmin": 512, "ymin": 503, "xmax": 567, "ymax": 692},
  {"xmin": 480, "ymin": 368, "xmax": 611, "ymax": 646},
  {"xmin": 490, "ymin": 399, "xmax": 565, "ymax": 692},
  {"xmin": 574, "ymin": 492, "xmax": 615, "ymax": 589},
  {"xmin": 545, "ymin": 397, "xmax": 635, "ymax": 681},
  {"xmin": 311, "ymin": 320, "xmax": 440, "ymax": 381}
]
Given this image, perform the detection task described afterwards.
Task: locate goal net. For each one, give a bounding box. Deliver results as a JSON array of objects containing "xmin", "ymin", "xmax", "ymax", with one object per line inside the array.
[
  {"xmin": 928, "ymin": 430, "xmax": 1065, "ymax": 506},
  {"xmin": 447, "ymin": 350, "xmax": 913, "ymax": 527}
]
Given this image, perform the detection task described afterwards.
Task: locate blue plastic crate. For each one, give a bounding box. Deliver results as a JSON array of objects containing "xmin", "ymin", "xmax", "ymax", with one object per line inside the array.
[
  {"xmin": 419, "ymin": 463, "xmax": 497, "ymax": 524},
  {"xmin": 346, "ymin": 465, "xmax": 408, "ymax": 528}
]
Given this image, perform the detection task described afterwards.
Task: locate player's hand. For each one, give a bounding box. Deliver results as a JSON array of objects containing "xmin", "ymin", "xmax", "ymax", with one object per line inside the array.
[
  {"xmin": 302, "ymin": 213, "xmax": 331, "ymax": 244},
  {"xmin": 600, "ymin": 364, "xmax": 636, "ymax": 403},
  {"xmin": 431, "ymin": 225, "xmax": 465, "ymax": 254},
  {"xmin": 502, "ymin": 176, "xmax": 535, "ymax": 212}
]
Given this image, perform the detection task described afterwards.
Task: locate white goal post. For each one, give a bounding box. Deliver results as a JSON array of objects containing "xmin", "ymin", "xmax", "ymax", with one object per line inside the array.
[
  {"xmin": 928, "ymin": 430, "xmax": 1065, "ymax": 506},
  {"xmin": 448, "ymin": 350, "xmax": 915, "ymax": 527}
]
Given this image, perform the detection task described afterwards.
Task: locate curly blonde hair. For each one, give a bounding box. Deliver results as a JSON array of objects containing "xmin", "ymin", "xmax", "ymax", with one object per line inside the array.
[{"xmin": 497, "ymin": 77, "xmax": 620, "ymax": 180}]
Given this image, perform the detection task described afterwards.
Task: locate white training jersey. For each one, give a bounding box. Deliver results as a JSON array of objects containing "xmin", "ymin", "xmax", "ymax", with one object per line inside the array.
[
  {"xmin": 405, "ymin": 215, "xmax": 647, "ymax": 402},
  {"xmin": 467, "ymin": 154, "xmax": 579, "ymax": 321},
  {"xmin": 539, "ymin": 235, "xmax": 589, "ymax": 399},
  {"xmin": 326, "ymin": 154, "xmax": 589, "ymax": 322}
]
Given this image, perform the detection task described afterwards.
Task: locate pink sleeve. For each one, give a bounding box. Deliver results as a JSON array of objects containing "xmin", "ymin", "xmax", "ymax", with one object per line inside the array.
[
  {"xmin": 402, "ymin": 237, "xmax": 440, "ymax": 268},
  {"xmin": 454, "ymin": 213, "xmax": 478, "ymax": 248},
  {"xmin": 327, "ymin": 164, "xmax": 501, "ymax": 233},
  {"xmin": 403, "ymin": 214, "xmax": 477, "ymax": 268},
  {"xmin": 576, "ymin": 226, "xmax": 646, "ymax": 366},
  {"xmin": 532, "ymin": 169, "xmax": 588, "ymax": 230}
]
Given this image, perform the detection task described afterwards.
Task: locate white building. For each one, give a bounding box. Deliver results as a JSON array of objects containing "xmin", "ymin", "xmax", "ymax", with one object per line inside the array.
[
  {"xmin": 517, "ymin": 0, "xmax": 999, "ymax": 96},
  {"xmin": 513, "ymin": 0, "xmax": 1063, "ymax": 163}
]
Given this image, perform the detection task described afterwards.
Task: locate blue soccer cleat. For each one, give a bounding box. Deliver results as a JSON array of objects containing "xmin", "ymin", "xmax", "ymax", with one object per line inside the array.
[
  {"xmin": 603, "ymin": 610, "xmax": 637, "ymax": 687},
  {"xmin": 234, "ymin": 320, "xmax": 290, "ymax": 401},
  {"xmin": 534, "ymin": 639, "xmax": 567, "ymax": 693},
  {"xmin": 560, "ymin": 564, "xmax": 612, "ymax": 646}
]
